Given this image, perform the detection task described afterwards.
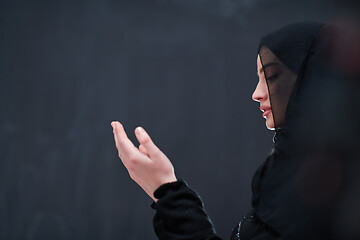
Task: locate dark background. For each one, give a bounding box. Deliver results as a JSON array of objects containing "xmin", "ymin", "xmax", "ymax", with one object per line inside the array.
[{"xmin": 0, "ymin": 0, "xmax": 346, "ymax": 239}]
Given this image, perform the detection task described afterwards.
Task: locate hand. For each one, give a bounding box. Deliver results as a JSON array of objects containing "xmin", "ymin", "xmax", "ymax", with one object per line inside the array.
[{"xmin": 111, "ymin": 121, "xmax": 177, "ymax": 202}]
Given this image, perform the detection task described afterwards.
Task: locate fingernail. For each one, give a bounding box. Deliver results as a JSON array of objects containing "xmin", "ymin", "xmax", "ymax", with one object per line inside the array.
[{"xmin": 135, "ymin": 127, "xmax": 143, "ymax": 135}]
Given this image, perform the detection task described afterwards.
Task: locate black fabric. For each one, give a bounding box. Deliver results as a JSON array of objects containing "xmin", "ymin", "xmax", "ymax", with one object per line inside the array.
[
  {"xmin": 235, "ymin": 209, "xmax": 282, "ymax": 240},
  {"xmin": 151, "ymin": 179, "xmax": 222, "ymax": 240},
  {"xmin": 256, "ymin": 22, "xmax": 360, "ymax": 239},
  {"xmin": 258, "ymin": 22, "xmax": 324, "ymax": 131},
  {"xmin": 151, "ymin": 179, "xmax": 282, "ymax": 240},
  {"xmin": 150, "ymin": 21, "xmax": 360, "ymax": 240}
]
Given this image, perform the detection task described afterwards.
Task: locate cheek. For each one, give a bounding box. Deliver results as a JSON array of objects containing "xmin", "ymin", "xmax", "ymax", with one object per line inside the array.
[
  {"xmin": 265, "ymin": 96, "xmax": 271, "ymax": 105},
  {"xmin": 267, "ymin": 111, "xmax": 274, "ymax": 122},
  {"xmin": 266, "ymin": 112, "xmax": 276, "ymax": 128}
]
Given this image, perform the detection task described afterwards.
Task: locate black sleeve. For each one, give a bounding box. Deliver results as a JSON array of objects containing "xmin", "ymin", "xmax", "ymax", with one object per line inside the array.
[{"xmin": 150, "ymin": 179, "xmax": 222, "ymax": 240}]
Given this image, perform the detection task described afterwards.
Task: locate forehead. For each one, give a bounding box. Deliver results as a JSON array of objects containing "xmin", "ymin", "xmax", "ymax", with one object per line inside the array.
[{"xmin": 257, "ymin": 54, "xmax": 264, "ymax": 75}]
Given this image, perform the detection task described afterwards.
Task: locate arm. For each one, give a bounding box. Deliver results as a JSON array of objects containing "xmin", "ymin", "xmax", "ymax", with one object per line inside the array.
[
  {"xmin": 151, "ymin": 179, "xmax": 222, "ymax": 240},
  {"xmin": 111, "ymin": 121, "xmax": 221, "ymax": 239}
]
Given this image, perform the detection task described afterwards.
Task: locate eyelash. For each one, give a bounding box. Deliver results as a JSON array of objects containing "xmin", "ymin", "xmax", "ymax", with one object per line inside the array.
[{"xmin": 267, "ymin": 74, "xmax": 279, "ymax": 81}]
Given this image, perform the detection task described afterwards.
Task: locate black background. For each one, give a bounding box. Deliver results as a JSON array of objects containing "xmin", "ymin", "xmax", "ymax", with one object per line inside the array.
[{"xmin": 0, "ymin": 0, "xmax": 340, "ymax": 239}]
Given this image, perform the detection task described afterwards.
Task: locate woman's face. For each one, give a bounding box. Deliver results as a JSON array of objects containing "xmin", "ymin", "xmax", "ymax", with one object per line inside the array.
[{"xmin": 252, "ymin": 54, "xmax": 275, "ymax": 130}]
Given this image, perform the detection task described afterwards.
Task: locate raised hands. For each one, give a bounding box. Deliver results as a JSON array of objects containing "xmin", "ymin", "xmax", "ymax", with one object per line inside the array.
[{"xmin": 111, "ymin": 121, "xmax": 177, "ymax": 202}]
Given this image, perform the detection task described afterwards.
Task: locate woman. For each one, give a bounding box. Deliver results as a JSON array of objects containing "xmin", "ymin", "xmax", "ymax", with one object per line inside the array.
[{"xmin": 111, "ymin": 21, "xmax": 360, "ymax": 239}]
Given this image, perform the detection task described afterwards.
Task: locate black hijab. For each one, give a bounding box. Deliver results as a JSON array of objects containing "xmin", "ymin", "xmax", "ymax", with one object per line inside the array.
[{"xmin": 253, "ymin": 21, "xmax": 360, "ymax": 240}]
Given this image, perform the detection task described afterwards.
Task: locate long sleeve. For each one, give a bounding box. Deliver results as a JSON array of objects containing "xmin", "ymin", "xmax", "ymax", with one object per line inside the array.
[{"xmin": 150, "ymin": 179, "xmax": 222, "ymax": 240}]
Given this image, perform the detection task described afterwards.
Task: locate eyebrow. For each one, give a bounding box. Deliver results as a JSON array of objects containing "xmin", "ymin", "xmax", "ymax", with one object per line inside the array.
[{"xmin": 257, "ymin": 62, "xmax": 278, "ymax": 76}]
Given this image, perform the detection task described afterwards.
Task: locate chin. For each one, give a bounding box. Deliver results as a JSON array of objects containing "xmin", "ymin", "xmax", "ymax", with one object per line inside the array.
[
  {"xmin": 266, "ymin": 120, "xmax": 276, "ymax": 130},
  {"xmin": 264, "ymin": 113, "xmax": 276, "ymax": 130},
  {"xmin": 266, "ymin": 125, "xmax": 276, "ymax": 131}
]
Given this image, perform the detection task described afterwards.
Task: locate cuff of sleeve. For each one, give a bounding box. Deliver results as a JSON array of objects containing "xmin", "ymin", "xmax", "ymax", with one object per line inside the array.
[{"xmin": 150, "ymin": 179, "xmax": 188, "ymax": 209}]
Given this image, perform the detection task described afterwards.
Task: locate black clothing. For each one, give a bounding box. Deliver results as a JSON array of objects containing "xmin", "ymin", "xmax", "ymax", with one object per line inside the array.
[
  {"xmin": 150, "ymin": 179, "xmax": 221, "ymax": 240},
  {"xmin": 151, "ymin": 21, "xmax": 360, "ymax": 240},
  {"xmin": 150, "ymin": 178, "xmax": 281, "ymax": 240},
  {"xmin": 257, "ymin": 21, "xmax": 360, "ymax": 239},
  {"xmin": 151, "ymin": 142, "xmax": 283, "ymax": 240}
]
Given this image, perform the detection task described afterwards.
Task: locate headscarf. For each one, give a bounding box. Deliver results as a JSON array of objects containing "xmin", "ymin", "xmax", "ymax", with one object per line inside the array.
[{"xmin": 254, "ymin": 21, "xmax": 360, "ymax": 239}]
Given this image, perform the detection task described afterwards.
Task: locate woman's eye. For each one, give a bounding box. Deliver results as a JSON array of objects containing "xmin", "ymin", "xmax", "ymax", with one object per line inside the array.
[{"xmin": 267, "ymin": 74, "xmax": 279, "ymax": 81}]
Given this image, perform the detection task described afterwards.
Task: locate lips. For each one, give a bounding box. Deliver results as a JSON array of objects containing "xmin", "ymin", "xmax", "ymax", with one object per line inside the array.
[
  {"xmin": 262, "ymin": 109, "xmax": 271, "ymax": 117},
  {"xmin": 260, "ymin": 106, "xmax": 272, "ymax": 118}
]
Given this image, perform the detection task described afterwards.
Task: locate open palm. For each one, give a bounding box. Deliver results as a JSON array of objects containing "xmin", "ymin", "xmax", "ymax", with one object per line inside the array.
[{"xmin": 111, "ymin": 121, "xmax": 177, "ymax": 202}]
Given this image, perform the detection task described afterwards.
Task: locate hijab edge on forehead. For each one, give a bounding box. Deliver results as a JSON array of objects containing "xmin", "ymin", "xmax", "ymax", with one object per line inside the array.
[{"xmin": 257, "ymin": 22, "xmax": 324, "ymax": 73}]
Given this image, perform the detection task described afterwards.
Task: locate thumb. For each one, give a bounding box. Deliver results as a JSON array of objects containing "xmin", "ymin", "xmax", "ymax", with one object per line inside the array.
[{"xmin": 135, "ymin": 126, "xmax": 160, "ymax": 158}]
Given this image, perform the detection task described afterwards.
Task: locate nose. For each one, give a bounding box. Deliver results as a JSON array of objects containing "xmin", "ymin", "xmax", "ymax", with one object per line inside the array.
[{"xmin": 252, "ymin": 80, "xmax": 268, "ymax": 103}]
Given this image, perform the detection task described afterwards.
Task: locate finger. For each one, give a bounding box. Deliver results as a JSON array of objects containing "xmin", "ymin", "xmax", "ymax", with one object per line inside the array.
[
  {"xmin": 112, "ymin": 125, "xmax": 122, "ymax": 158},
  {"xmin": 139, "ymin": 144, "xmax": 149, "ymax": 156},
  {"xmin": 112, "ymin": 121, "xmax": 137, "ymax": 158},
  {"xmin": 134, "ymin": 126, "xmax": 161, "ymax": 158}
]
